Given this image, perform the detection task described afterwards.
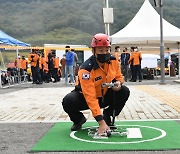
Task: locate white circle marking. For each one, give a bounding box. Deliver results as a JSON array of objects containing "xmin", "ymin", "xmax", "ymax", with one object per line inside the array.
[{"xmin": 70, "ymin": 124, "xmax": 166, "ymax": 144}]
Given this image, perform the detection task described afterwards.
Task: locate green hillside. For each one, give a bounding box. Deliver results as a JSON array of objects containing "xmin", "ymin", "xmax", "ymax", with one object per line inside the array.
[{"xmin": 0, "ymin": 0, "xmax": 179, "ymax": 46}]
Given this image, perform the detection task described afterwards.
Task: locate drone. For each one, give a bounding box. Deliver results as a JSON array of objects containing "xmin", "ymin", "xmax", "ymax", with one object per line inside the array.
[{"xmin": 88, "ymin": 126, "xmax": 129, "ymax": 139}]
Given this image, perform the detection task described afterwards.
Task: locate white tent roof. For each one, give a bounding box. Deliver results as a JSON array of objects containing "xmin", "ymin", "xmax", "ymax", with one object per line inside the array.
[{"xmin": 111, "ymin": 0, "xmax": 180, "ymax": 46}]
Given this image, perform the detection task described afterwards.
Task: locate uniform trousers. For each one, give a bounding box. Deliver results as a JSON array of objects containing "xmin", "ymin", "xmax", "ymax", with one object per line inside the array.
[
  {"xmin": 62, "ymin": 85, "xmax": 130, "ymax": 124},
  {"xmin": 133, "ymin": 65, "xmax": 142, "ymax": 81},
  {"xmin": 31, "ymin": 66, "xmax": 42, "ymax": 83},
  {"xmin": 65, "ymin": 65, "xmax": 75, "ymax": 83},
  {"xmin": 121, "ymin": 65, "xmax": 129, "ymax": 81}
]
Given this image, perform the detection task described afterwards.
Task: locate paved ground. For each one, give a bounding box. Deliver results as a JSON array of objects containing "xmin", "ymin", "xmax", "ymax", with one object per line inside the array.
[{"xmin": 0, "ymin": 76, "xmax": 180, "ymax": 154}]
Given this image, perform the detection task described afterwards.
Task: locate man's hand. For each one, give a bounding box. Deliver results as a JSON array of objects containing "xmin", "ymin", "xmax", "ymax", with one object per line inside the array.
[
  {"xmin": 112, "ymin": 81, "xmax": 121, "ymax": 91},
  {"xmin": 97, "ymin": 120, "xmax": 110, "ymax": 135}
]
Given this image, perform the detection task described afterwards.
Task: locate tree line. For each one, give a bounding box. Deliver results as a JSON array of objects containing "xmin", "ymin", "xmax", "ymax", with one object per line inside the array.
[{"xmin": 0, "ymin": 0, "xmax": 179, "ymax": 46}]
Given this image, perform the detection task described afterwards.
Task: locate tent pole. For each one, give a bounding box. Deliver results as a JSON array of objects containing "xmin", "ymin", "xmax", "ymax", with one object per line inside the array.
[
  {"xmin": 0, "ymin": 71, "xmax": 1, "ymax": 88},
  {"xmin": 104, "ymin": 0, "xmax": 110, "ymax": 36},
  {"xmin": 16, "ymin": 48, "xmax": 19, "ymax": 58},
  {"xmin": 0, "ymin": 50, "xmax": 2, "ymax": 88},
  {"xmin": 178, "ymin": 42, "xmax": 180, "ymax": 79},
  {"xmin": 0, "ymin": 49, "xmax": 6, "ymax": 68},
  {"xmin": 159, "ymin": 0, "xmax": 165, "ymax": 84},
  {"xmin": 16, "ymin": 48, "xmax": 21, "ymax": 84},
  {"xmin": 168, "ymin": 51, "xmax": 170, "ymax": 77}
]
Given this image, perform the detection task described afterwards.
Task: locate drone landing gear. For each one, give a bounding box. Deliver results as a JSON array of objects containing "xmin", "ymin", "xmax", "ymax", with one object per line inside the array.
[{"xmin": 88, "ymin": 126, "xmax": 129, "ymax": 139}]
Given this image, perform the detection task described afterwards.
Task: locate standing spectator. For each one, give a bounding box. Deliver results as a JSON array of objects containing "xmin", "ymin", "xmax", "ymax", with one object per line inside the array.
[
  {"xmin": 47, "ymin": 52, "xmax": 54, "ymax": 82},
  {"xmin": 14, "ymin": 54, "xmax": 22, "ymax": 82},
  {"xmin": 28, "ymin": 49, "xmax": 42, "ymax": 84},
  {"xmin": 52, "ymin": 53, "xmax": 60, "ymax": 82},
  {"xmin": 21, "ymin": 56, "xmax": 28, "ymax": 72},
  {"xmin": 21, "ymin": 56, "xmax": 28, "ymax": 81},
  {"xmin": 120, "ymin": 48, "xmax": 130, "ymax": 82},
  {"xmin": 65, "ymin": 46, "xmax": 75, "ymax": 84},
  {"xmin": 72, "ymin": 49, "xmax": 78, "ymax": 67},
  {"xmin": 132, "ymin": 47, "xmax": 142, "ymax": 82},
  {"xmin": 14, "ymin": 54, "xmax": 22, "ymax": 70},
  {"xmin": 113, "ymin": 46, "xmax": 120, "ymax": 62},
  {"xmin": 43, "ymin": 57, "xmax": 50, "ymax": 83},
  {"xmin": 129, "ymin": 47, "xmax": 135, "ymax": 81},
  {"xmin": 39, "ymin": 53, "xmax": 45, "ymax": 82},
  {"xmin": 71, "ymin": 49, "xmax": 78, "ymax": 79},
  {"xmin": 60, "ymin": 54, "xmax": 66, "ymax": 78}
]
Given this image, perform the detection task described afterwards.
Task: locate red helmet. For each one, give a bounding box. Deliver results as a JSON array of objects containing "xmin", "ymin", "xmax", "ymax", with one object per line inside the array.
[{"xmin": 91, "ymin": 33, "xmax": 111, "ymax": 48}]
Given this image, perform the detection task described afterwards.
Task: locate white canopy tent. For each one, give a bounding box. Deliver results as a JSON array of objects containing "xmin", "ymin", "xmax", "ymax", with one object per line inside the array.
[
  {"xmin": 110, "ymin": 0, "xmax": 180, "ymax": 48},
  {"xmin": 110, "ymin": 0, "xmax": 180, "ymax": 78}
]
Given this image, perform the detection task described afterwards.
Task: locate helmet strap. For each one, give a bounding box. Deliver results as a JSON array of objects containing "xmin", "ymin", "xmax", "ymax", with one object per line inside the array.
[{"xmin": 92, "ymin": 48, "xmax": 96, "ymax": 57}]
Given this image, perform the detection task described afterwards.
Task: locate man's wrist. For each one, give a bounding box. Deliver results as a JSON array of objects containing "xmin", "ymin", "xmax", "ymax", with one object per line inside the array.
[
  {"xmin": 98, "ymin": 119, "xmax": 106, "ymax": 125},
  {"xmin": 94, "ymin": 115, "xmax": 103, "ymax": 122}
]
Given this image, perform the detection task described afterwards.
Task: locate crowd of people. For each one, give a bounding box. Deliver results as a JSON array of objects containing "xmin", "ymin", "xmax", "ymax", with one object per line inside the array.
[
  {"xmin": 9, "ymin": 47, "xmax": 78, "ymax": 85},
  {"xmin": 27, "ymin": 44, "xmax": 142, "ymax": 85},
  {"xmin": 13, "ymin": 54, "xmax": 28, "ymax": 82},
  {"xmin": 113, "ymin": 46, "xmax": 142, "ymax": 82},
  {"xmin": 4, "ymin": 42, "xmax": 142, "ymax": 86},
  {"xmin": 28, "ymin": 49, "xmax": 73, "ymax": 85}
]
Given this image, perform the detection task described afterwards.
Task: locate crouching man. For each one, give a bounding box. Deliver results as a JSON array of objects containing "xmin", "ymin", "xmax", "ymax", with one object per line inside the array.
[{"xmin": 62, "ymin": 33, "xmax": 130, "ymax": 135}]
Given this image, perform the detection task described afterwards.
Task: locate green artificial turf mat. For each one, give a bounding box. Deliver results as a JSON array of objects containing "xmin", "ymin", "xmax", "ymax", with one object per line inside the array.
[{"xmin": 31, "ymin": 120, "xmax": 180, "ymax": 152}]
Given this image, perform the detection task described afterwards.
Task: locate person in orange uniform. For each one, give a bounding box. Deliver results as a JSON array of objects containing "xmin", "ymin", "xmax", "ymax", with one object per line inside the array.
[
  {"xmin": 43, "ymin": 56, "xmax": 50, "ymax": 83},
  {"xmin": 28, "ymin": 49, "xmax": 42, "ymax": 84},
  {"xmin": 62, "ymin": 33, "xmax": 130, "ymax": 135},
  {"xmin": 39, "ymin": 53, "xmax": 46, "ymax": 82},
  {"xmin": 130, "ymin": 47, "xmax": 142, "ymax": 82},
  {"xmin": 52, "ymin": 53, "xmax": 60, "ymax": 82},
  {"xmin": 129, "ymin": 47, "xmax": 135, "ymax": 81},
  {"xmin": 21, "ymin": 56, "xmax": 28, "ymax": 71},
  {"xmin": 113, "ymin": 46, "xmax": 120, "ymax": 62},
  {"xmin": 14, "ymin": 54, "xmax": 23, "ymax": 81},
  {"xmin": 14, "ymin": 54, "xmax": 22, "ymax": 70},
  {"xmin": 21, "ymin": 56, "xmax": 28, "ymax": 81}
]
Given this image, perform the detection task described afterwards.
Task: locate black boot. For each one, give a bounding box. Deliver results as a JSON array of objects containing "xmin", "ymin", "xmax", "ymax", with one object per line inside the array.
[{"xmin": 71, "ymin": 116, "xmax": 87, "ymax": 131}]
